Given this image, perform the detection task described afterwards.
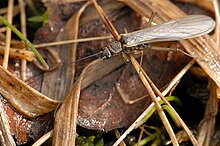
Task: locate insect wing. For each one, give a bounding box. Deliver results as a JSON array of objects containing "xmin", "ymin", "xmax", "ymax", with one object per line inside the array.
[{"xmin": 122, "ymin": 15, "xmax": 215, "ymax": 47}]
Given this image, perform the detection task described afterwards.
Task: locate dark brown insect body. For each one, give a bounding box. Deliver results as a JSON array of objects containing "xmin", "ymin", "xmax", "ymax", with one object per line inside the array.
[{"xmin": 100, "ymin": 15, "xmax": 215, "ymax": 59}]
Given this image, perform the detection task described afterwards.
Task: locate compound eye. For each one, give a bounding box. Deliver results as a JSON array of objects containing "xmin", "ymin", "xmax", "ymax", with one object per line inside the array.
[
  {"xmin": 101, "ymin": 47, "xmax": 112, "ymax": 59},
  {"xmin": 121, "ymin": 36, "xmax": 128, "ymax": 45}
]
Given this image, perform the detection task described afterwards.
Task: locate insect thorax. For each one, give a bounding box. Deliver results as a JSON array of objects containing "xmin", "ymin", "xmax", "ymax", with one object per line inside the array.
[{"xmin": 101, "ymin": 41, "xmax": 123, "ymax": 59}]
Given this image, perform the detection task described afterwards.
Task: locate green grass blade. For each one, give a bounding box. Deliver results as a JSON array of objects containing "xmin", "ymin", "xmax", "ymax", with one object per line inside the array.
[{"xmin": 0, "ymin": 15, "xmax": 49, "ymax": 69}]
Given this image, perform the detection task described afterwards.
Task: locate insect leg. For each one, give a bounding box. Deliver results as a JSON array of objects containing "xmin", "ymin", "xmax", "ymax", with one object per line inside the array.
[
  {"xmin": 115, "ymin": 82, "xmax": 148, "ymax": 104},
  {"xmin": 146, "ymin": 11, "xmax": 157, "ymax": 28}
]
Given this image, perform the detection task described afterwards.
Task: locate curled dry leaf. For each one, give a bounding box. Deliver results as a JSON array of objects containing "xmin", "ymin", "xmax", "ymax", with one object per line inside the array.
[
  {"xmin": 0, "ymin": 64, "xmax": 59, "ymax": 118},
  {"xmin": 53, "ymin": 59, "xmax": 104, "ymax": 146},
  {"xmin": 52, "ymin": 1, "xmax": 91, "ymax": 145},
  {"xmin": 37, "ymin": 1, "xmax": 87, "ymax": 101}
]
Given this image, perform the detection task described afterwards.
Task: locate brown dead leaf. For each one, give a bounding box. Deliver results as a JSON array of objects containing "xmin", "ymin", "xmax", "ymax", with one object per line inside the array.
[
  {"xmin": 74, "ymin": 1, "xmax": 190, "ymax": 131},
  {"xmin": 78, "ymin": 51, "xmax": 190, "ymax": 131},
  {"xmin": 35, "ymin": 0, "xmax": 191, "ymax": 132}
]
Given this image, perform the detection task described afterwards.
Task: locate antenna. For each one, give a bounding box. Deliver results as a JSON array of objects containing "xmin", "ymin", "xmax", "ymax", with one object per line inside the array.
[
  {"xmin": 27, "ymin": 51, "xmax": 103, "ymax": 86},
  {"xmin": 74, "ymin": 51, "xmax": 103, "ymax": 63}
]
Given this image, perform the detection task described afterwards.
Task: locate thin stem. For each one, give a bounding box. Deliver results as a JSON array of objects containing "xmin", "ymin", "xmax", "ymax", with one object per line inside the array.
[
  {"xmin": 34, "ymin": 35, "xmax": 113, "ymax": 48},
  {"xmin": 91, "ymin": 0, "xmax": 121, "ymax": 41},
  {"xmin": 18, "ymin": 0, "xmax": 27, "ymax": 80},
  {"xmin": 32, "ymin": 130, "xmax": 53, "ymax": 146},
  {"xmin": 3, "ymin": 0, "xmax": 14, "ymax": 69}
]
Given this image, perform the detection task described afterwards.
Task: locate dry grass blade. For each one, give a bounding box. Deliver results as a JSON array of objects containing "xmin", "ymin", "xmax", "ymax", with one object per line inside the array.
[
  {"xmin": 3, "ymin": 0, "xmax": 14, "ymax": 69},
  {"xmin": 162, "ymin": 59, "xmax": 196, "ymax": 96},
  {"xmin": 39, "ymin": 1, "xmax": 93, "ymax": 101},
  {"xmin": 113, "ymin": 59, "xmax": 196, "ymax": 146},
  {"xmin": 53, "ymin": 53, "xmax": 127, "ymax": 145},
  {"xmin": 197, "ymin": 1, "xmax": 220, "ymax": 145},
  {"xmin": 18, "ymin": 0, "xmax": 27, "ymax": 80},
  {"xmin": 136, "ymin": 58, "xmax": 198, "ymax": 146},
  {"xmin": 33, "ymin": 35, "xmax": 113, "ymax": 48},
  {"xmin": 52, "ymin": 1, "xmax": 91, "ymax": 145},
  {"xmin": 52, "ymin": 58, "xmax": 101, "ymax": 145},
  {"xmin": 114, "ymin": 129, "xmax": 126, "ymax": 146},
  {"xmin": 3, "ymin": 0, "xmax": 216, "ymax": 145},
  {"xmin": 80, "ymin": 56, "xmax": 126, "ymax": 89},
  {"xmin": 0, "ymin": 2, "xmax": 58, "ymax": 135},
  {"xmin": 0, "ymin": 65, "xmax": 59, "ymax": 118},
  {"xmin": 197, "ymin": 80, "xmax": 218, "ymax": 146},
  {"xmin": 32, "ymin": 130, "xmax": 53, "ymax": 146},
  {"xmin": 128, "ymin": 55, "xmax": 179, "ymax": 145},
  {"xmin": 53, "ymin": 79, "xmax": 81, "ymax": 146},
  {"xmin": 0, "ymin": 46, "xmax": 35, "ymax": 61},
  {"xmin": 91, "ymin": 0, "xmax": 121, "ymax": 41}
]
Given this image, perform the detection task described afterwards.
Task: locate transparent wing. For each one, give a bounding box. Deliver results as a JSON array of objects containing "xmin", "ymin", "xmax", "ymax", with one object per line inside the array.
[{"xmin": 122, "ymin": 15, "xmax": 215, "ymax": 47}]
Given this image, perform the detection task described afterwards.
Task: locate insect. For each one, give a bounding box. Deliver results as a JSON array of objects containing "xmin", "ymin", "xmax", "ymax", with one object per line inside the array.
[
  {"xmin": 29, "ymin": 15, "xmax": 215, "ymax": 85},
  {"xmin": 100, "ymin": 15, "xmax": 215, "ymax": 59}
]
